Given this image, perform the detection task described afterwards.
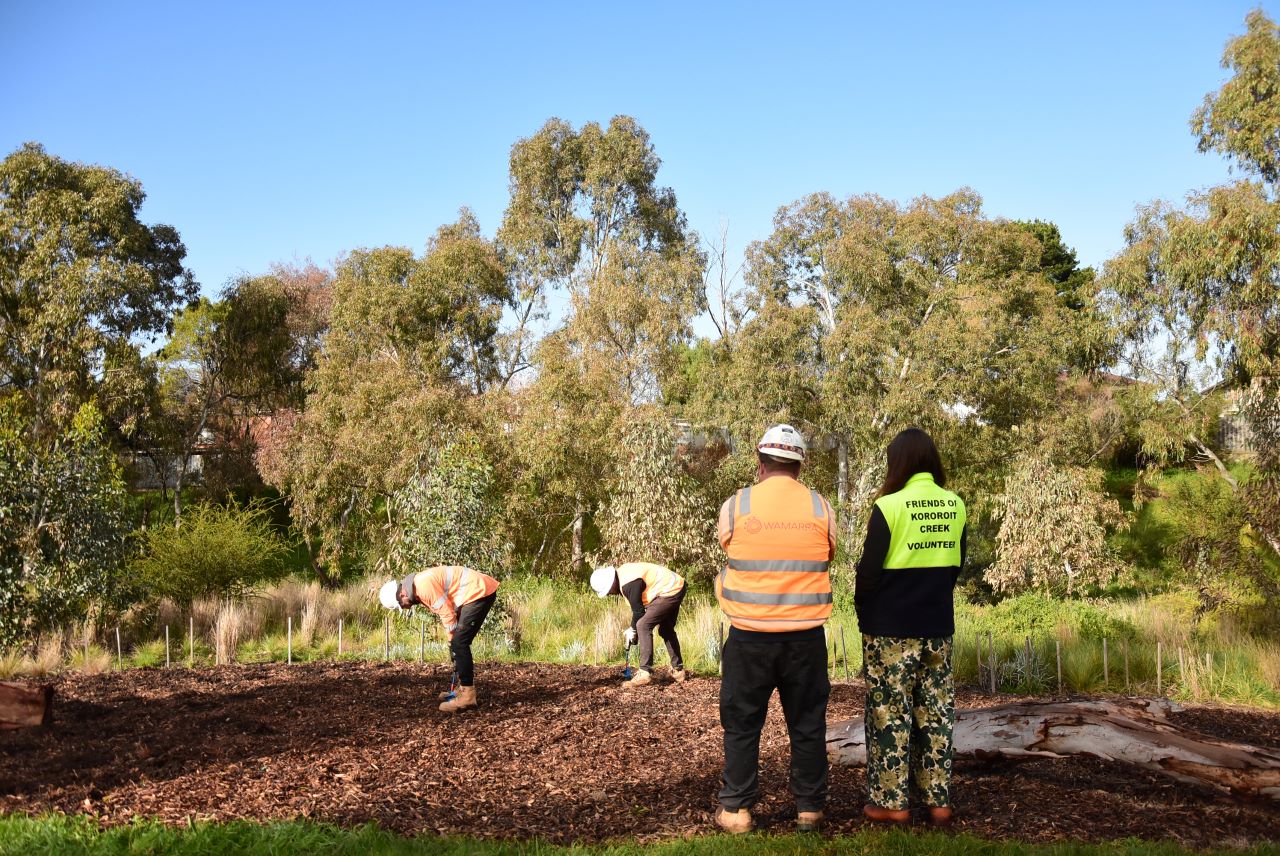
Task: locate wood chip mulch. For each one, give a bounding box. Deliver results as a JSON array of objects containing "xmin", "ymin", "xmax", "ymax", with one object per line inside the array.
[{"xmin": 1, "ymin": 661, "xmax": 1278, "ymax": 847}]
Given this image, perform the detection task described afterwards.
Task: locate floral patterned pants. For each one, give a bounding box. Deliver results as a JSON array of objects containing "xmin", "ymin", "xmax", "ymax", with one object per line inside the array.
[{"xmin": 862, "ymin": 635, "xmax": 954, "ymax": 809}]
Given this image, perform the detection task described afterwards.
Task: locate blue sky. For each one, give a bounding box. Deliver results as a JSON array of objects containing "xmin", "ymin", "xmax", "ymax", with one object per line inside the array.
[{"xmin": 0, "ymin": 1, "xmax": 1265, "ymax": 321}]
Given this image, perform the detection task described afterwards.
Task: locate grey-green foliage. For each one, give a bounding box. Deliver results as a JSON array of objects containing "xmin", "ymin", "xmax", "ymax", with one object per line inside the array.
[
  {"xmin": 594, "ymin": 418, "xmax": 716, "ymax": 580},
  {"xmin": 385, "ymin": 437, "xmax": 504, "ymax": 576},
  {"xmin": 985, "ymin": 455, "xmax": 1126, "ymax": 596},
  {"xmin": 131, "ymin": 502, "xmax": 290, "ymax": 604},
  {"xmin": 0, "ymin": 402, "xmax": 129, "ymax": 649}
]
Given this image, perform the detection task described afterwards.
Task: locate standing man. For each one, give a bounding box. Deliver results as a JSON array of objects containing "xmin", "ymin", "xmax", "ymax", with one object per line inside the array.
[
  {"xmin": 378, "ymin": 565, "xmax": 500, "ymax": 713},
  {"xmin": 590, "ymin": 562, "xmax": 687, "ymax": 688},
  {"xmin": 714, "ymin": 424, "xmax": 836, "ymax": 834}
]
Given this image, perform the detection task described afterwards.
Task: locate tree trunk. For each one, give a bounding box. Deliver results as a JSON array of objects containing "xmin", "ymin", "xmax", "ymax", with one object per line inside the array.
[
  {"xmin": 173, "ymin": 459, "xmax": 185, "ymax": 526},
  {"xmin": 836, "ymin": 433, "xmax": 849, "ymax": 509},
  {"xmin": 0, "ymin": 681, "xmax": 54, "ymax": 730},
  {"xmin": 828, "ymin": 699, "xmax": 1280, "ymax": 801},
  {"xmin": 571, "ymin": 499, "xmax": 586, "ymax": 574}
]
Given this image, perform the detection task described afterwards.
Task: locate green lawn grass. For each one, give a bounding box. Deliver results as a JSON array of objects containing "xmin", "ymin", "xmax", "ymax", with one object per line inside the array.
[{"xmin": 2, "ymin": 817, "xmax": 1276, "ymax": 856}]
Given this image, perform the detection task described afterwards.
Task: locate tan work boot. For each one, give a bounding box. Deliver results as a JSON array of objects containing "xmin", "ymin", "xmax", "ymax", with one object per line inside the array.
[
  {"xmin": 437, "ymin": 689, "xmax": 455, "ymax": 701},
  {"xmin": 622, "ymin": 669, "xmax": 652, "ymax": 688},
  {"xmin": 438, "ymin": 684, "xmax": 477, "ymax": 713},
  {"xmin": 796, "ymin": 810, "xmax": 823, "ymax": 832},
  {"xmin": 714, "ymin": 806, "xmax": 753, "ymax": 834},
  {"xmin": 671, "ymin": 668, "xmax": 687, "ymax": 683}
]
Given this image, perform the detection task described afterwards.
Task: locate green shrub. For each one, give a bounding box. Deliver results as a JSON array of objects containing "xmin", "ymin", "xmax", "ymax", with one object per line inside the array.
[
  {"xmin": 1162, "ymin": 472, "xmax": 1280, "ymax": 624},
  {"xmin": 131, "ymin": 502, "xmax": 292, "ymax": 604},
  {"xmin": 966, "ymin": 593, "xmax": 1138, "ymax": 642}
]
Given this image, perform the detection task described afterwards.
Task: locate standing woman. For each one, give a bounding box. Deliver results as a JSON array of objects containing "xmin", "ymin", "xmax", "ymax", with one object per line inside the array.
[{"xmin": 855, "ymin": 428, "xmax": 966, "ymax": 826}]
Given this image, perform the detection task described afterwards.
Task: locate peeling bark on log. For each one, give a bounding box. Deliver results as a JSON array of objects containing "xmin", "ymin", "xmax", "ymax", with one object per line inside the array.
[
  {"xmin": 0, "ymin": 681, "xmax": 53, "ymax": 729},
  {"xmin": 828, "ymin": 699, "xmax": 1280, "ymax": 801}
]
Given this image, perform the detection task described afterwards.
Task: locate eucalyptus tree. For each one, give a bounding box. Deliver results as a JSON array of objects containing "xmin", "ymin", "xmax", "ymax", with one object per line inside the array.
[
  {"xmin": 498, "ymin": 116, "xmax": 704, "ymax": 572},
  {"xmin": 259, "ymin": 211, "xmax": 509, "ymax": 572},
  {"xmin": 0, "ymin": 142, "xmax": 195, "ymax": 444},
  {"xmin": 705, "ymin": 190, "xmax": 1091, "ymax": 548},
  {"xmin": 1104, "ymin": 9, "xmax": 1280, "ymax": 557},
  {"xmin": 0, "ymin": 143, "xmax": 192, "ymax": 640}
]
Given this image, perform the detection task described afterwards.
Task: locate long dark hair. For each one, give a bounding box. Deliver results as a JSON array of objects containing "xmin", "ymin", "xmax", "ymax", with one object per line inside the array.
[{"xmin": 876, "ymin": 427, "xmax": 945, "ymax": 499}]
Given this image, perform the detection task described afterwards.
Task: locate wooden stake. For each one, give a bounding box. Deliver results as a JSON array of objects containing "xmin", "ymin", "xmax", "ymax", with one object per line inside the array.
[
  {"xmin": 840, "ymin": 626, "xmax": 850, "ymax": 682},
  {"xmin": 165, "ymin": 625, "xmax": 170, "ymax": 668},
  {"xmin": 988, "ymin": 631, "xmax": 996, "ymax": 694},
  {"xmin": 287, "ymin": 616, "xmax": 293, "ymax": 665},
  {"xmin": 976, "ymin": 634, "xmax": 982, "ymax": 687},
  {"xmin": 189, "ymin": 616, "xmax": 194, "ymax": 668},
  {"xmin": 419, "ymin": 620, "xmax": 426, "ymax": 662},
  {"xmin": 115, "ymin": 627, "xmax": 122, "ymax": 670},
  {"xmin": 1178, "ymin": 647, "xmax": 1186, "ymax": 687},
  {"xmin": 1102, "ymin": 637, "xmax": 1109, "ymax": 686},
  {"xmin": 384, "ymin": 614, "xmax": 391, "ymax": 660},
  {"xmin": 337, "ymin": 618, "xmax": 343, "ymax": 657},
  {"xmin": 1024, "ymin": 635, "xmax": 1032, "ymax": 688},
  {"xmin": 1156, "ymin": 641, "xmax": 1163, "ymax": 696},
  {"xmin": 1055, "ymin": 639, "xmax": 1062, "ymax": 694},
  {"xmin": 1124, "ymin": 641, "xmax": 1130, "ymax": 692}
]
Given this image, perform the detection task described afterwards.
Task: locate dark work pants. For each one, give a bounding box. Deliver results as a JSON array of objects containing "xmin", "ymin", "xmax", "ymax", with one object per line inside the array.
[
  {"xmin": 450, "ymin": 593, "xmax": 496, "ymax": 686},
  {"xmin": 635, "ymin": 586, "xmax": 686, "ymax": 671},
  {"xmin": 719, "ymin": 628, "xmax": 830, "ymax": 812}
]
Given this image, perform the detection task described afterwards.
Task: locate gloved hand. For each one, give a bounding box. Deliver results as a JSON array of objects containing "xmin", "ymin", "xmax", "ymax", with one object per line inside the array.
[{"xmin": 624, "ymin": 627, "xmax": 637, "ymax": 646}]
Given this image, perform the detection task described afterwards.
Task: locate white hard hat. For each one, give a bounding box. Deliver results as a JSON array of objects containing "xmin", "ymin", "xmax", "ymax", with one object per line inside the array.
[
  {"xmin": 589, "ymin": 566, "xmax": 617, "ymax": 598},
  {"xmin": 757, "ymin": 423, "xmax": 806, "ymax": 461},
  {"xmin": 378, "ymin": 579, "xmax": 401, "ymax": 611}
]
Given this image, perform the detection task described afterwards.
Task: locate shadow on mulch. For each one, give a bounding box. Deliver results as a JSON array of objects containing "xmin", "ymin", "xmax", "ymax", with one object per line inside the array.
[{"xmin": 1, "ymin": 661, "xmax": 1277, "ymax": 847}]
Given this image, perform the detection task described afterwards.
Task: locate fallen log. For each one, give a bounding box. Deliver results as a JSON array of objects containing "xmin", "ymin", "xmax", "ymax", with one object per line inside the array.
[
  {"xmin": 0, "ymin": 680, "xmax": 54, "ymax": 729},
  {"xmin": 827, "ymin": 698, "xmax": 1280, "ymax": 801}
]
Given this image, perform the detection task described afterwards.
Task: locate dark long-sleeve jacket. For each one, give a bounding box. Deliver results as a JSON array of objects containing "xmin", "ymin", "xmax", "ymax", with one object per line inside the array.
[{"xmin": 855, "ymin": 505, "xmax": 966, "ymax": 638}]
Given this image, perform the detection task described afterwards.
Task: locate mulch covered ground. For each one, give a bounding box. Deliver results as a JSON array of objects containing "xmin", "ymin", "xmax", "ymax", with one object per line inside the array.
[{"xmin": 2, "ymin": 661, "xmax": 1278, "ymax": 847}]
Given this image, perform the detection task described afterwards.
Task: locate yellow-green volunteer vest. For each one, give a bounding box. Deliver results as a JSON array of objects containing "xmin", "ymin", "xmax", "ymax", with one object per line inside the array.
[{"xmin": 874, "ymin": 472, "xmax": 966, "ymax": 571}]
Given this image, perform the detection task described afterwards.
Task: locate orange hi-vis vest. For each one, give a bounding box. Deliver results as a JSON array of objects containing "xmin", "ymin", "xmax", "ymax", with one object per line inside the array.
[
  {"xmin": 717, "ymin": 475, "xmax": 834, "ymax": 632},
  {"xmin": 616, "ymin": 562, "xmax": 685, "ymax": 605},
  {"xmin": 410, "ymin": 566, "xmax": 500, "ymax": 636}
]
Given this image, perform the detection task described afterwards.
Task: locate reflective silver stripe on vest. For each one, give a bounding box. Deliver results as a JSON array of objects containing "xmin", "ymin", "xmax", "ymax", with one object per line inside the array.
[
  {"xmin": 727, "ymin": 493, "xmax": 737, "ymax": 539},
  {"xmin": 432, "ymin": 567, "xmax": 456, "ymax": 610},
  {"xmin": 738, "ymin": 486, "xmax": 752, "ymax": 516},
  {"xmin": 727, "ymin": 558, "xmax": 830, "ymax": 573},
  {"xmin": 720, "ymin": 586, "xmax": 833, "ymax": 606},
  {"xmin": 810, "ymin": 489, "xmax": 825, "ymax": 519}
]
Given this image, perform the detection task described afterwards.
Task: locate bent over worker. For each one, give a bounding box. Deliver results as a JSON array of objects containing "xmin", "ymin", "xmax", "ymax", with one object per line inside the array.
[
  {"xmin": 855, "ymin": 427, "xmax": 966, "ymax": 827},
  {"xmin": 379, "ymin": 566, "xmax": 499, "ymax": 713},
  {"xmin": 590, "ymin": 562, "xmax": 687, "ymax": 688},
  {"xmin": 714, "ymin": 424, "xmax": 835, "ymax": 834}
]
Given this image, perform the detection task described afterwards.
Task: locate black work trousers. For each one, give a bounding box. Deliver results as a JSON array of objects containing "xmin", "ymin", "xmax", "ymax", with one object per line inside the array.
[
  {"xmin": 635, "ymin": 586, "xmax": 685, "ymax": 671},
  {"xmin": 450, "ymin": 593, "xmax": 496, "ymax": 686},
  {"xmin": 719, "ymin": 627, "xmax": 830, "ymax": 813}
]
